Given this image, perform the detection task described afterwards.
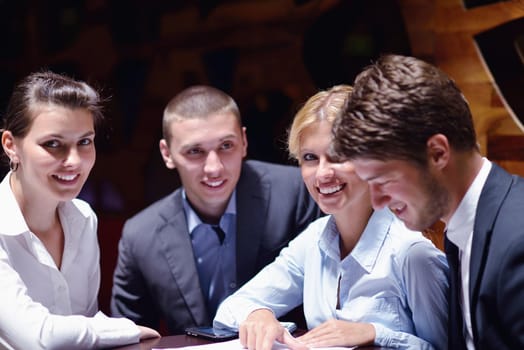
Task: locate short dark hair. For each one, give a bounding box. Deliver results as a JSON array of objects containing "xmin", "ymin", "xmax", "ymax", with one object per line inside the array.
[
  {"xmin": 162, "ymin": 85, "xmax": 241, "ymax": 144},
  {"xmin": 330, "ymin": 54, "xmax": 477, "ymax": 166}
]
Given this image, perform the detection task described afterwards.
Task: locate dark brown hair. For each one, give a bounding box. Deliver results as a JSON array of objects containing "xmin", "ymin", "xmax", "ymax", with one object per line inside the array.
[
  {"xmin": 330, "ymin": 54, "xmax": 477, "ymax": 166},
  {"xmin": 0, "ymin": 71, "xmax": 103, "ymax": 163}
]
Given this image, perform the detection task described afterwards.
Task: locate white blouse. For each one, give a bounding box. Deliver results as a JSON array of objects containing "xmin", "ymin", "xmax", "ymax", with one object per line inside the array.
[{"xmin": 0, "ymin": 173, "xmax": 140, "ymax": 349}]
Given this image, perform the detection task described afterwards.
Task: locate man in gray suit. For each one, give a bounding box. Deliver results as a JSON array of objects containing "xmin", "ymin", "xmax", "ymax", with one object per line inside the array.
[
  {"xmin": 110, "ymin": 85, "xmax": 321, "ymax": 335},
  {"xmin": 329, "ymin": 54, "xmax": 524, "ymax": 350}
]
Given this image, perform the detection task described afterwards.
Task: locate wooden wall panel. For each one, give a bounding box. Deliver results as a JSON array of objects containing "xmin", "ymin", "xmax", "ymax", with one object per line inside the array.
[{"xmin": 399, "ymin": 0, "xmax": 524, "ymax": 174}]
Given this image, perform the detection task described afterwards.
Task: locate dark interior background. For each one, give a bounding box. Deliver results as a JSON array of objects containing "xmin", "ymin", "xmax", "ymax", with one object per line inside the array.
[{"xmin": 0, "ymin": 0, "xmax": 411, "ymax": 216}]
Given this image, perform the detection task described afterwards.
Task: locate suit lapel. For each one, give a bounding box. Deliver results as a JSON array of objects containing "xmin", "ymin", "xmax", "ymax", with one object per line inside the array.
[
  {"xmin": 156, "ymin": 190, "xmax": 209, "ymax": 324},
  {"xmin": 235, "ymin": 162, "xmax": 269, "ymax": 285},
  {"xmin": 469, "ymin": 164, "xmax": 512, "ymax": 337},
  {"xmin": 444, "ymin": 237, "xmax": 467, "ymax": 349}
]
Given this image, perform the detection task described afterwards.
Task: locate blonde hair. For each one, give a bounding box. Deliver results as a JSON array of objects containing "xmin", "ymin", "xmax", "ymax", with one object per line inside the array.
[{"xmin": 288, "ymin": 84, "xmax": 352, "ymax": 161}]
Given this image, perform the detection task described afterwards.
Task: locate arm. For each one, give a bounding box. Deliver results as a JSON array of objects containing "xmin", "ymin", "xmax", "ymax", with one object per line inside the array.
[
  {"xmin": 496, "ymin": 237, "xmax": 524, "ymax": 347},
  {"xmin": 297, "ymin": 239, "xmax": 447, "ymax": 350},
  {"xmin": 368, "ymin": 241, "xmax": 448, "ymax": 350},
  {"xmin": 239, "ymin": 309, "xmax": 307, "ymax": 350},
  {"xmin": 110, "ymin": 222, "xmax": 160, "ymax": 329},
  {"xmin": 86, "ymin": 214, "xmax": 101, "ymax": 316},
  {"xmin": 296, "ymin": 319, "xmax": 375, "ymax": 347},
  {"xmin": 214, "ymin": 222, "xmax": 322, "ymax": 329},
  {"xmin": 0, "ymin": 250, "xmax": 141, "ymax": 349}
]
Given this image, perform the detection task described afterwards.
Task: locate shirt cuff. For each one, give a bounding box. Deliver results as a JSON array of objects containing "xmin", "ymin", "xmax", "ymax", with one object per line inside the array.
[{"xmin": 91, "ymin": 311, "xmax": 141, "ymax": 347}]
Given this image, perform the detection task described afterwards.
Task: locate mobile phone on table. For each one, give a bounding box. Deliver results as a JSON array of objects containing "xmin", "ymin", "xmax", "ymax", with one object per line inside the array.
[{"xmin": 185, "ymin": 326, "xmax": 238, "ymax": 341}]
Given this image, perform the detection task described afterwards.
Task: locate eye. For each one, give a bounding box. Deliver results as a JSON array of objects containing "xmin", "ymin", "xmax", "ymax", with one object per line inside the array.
[
  {"xmin": 186, "ymin": 148, "xmax": 203, "ymax": 156},
  {"xmin": 301, "ymin": 153, "xmax": 318, "ymax": 162},
  {"xmin": 42, "ymin": 140, "xmax": 61, "ymax": 148},
  {"xmin": 221, "ymin": 141, "xmax": 234, "ymax": 150},
  {"xmin": 78, "ymin": 138, "xmax": 93, "ymax": 146}
]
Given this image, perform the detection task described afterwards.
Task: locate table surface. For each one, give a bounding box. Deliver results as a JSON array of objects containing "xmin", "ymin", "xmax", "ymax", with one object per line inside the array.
[
  {"xmin": 112, "ymin": 334, "xmax": 212, "ymax": 350},
  {"xmin": 111, "ymin": 335, "xmax": 388, "ymax": 350}
]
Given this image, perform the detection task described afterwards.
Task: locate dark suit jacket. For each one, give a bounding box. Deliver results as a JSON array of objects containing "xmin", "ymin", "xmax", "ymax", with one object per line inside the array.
[
  {"xmin": 446, "ymin": 163, "xmax": 524, "ymax": 349},
  {"xmin": 110, "ymin": 160, "xmax": 321, "ymax": 335}
]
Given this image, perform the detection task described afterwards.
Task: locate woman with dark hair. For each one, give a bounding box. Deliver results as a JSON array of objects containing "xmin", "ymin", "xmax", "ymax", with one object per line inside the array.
[{"xmin": 0, "ymin": 71, "xmax": 159, "ymax": 349}]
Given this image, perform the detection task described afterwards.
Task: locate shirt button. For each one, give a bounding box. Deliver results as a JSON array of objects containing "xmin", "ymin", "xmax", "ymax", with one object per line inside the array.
[{"xmin": 229, "ymin": 282, "xmax": 236, "ymax": 289}]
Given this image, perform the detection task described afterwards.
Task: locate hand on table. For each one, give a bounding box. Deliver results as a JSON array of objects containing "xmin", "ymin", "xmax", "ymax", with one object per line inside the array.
[
  {"xmin": 296, "ymin": 319, "xmax": 375, "ymax": 348},
  {"xmin": 137, "ymin": 325, "xmax": 161, "ymax": 340},
  {"xmin": 239, "ymin": 309, "xmax": 308, "ymax": 350}
]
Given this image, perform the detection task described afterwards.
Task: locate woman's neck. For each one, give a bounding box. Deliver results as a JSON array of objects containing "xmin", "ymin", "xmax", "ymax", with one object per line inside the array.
[{"xmin": 334, "ymin": 203, "xmax": 373, "ymax": 259}]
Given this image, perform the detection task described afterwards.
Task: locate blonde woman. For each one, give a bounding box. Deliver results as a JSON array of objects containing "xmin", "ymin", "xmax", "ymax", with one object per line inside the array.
[{"xmin": 214, "ymin": 85, "xmax": 449, "ymax": 350}]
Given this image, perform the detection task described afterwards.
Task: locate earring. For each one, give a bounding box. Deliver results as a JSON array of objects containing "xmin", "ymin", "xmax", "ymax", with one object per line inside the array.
[{"xmin": 9, "ymin": 159, "xmax": 19, "ymax": 172}]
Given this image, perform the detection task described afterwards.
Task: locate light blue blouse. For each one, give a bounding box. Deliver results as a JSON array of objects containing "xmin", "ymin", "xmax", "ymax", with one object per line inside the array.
[{"xmin": 214, "ymin": 208, "xmax": 449, "ymax": 350}]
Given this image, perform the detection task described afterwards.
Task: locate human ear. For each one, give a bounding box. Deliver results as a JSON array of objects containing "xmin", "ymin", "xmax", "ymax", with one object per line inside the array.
[
  {"xmin": 426, "ymin": 134, "xmax": 450, "ymax": 170},
  {"xmin": 159, "ymin": 139, "xmax": 176, "ymax": 169},
  {"xmin": 241, "ymin": 126, "xmax": 248, "ymax": 158},
  {"xmin": 1, "ymin": 130, "xmax": 18, "ymax": 162}
]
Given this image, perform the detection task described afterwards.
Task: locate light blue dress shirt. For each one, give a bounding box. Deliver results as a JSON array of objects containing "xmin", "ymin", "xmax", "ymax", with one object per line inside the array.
[
  {"xmin": 214, "ymin": 208, "xmax": 449, "ymax": 350},
  {"xmin": 183, "ymin": 190, "xmax": 237, "ymax": 318}
]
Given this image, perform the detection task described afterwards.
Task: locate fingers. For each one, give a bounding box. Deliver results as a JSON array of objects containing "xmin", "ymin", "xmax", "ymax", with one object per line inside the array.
[
  {"xmin": 239, "ymin": 321, "xmax": 285, "ymax": 350},
  {"xmin": 282, "ymin": 330, "xmax": 309, "ymax": 350},
  {"xmin": 137, "ymin": 325, "xmax": 160, "ymax": 340}
]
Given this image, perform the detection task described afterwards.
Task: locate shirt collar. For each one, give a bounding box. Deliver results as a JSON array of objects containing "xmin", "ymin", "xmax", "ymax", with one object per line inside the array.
[
  {"xmin": 319, "ymin": 207, "xmax": 393, "ymax": 273},
  {"xmin": 182, "ymin": 189, "xmax": 237, "ymax": 234},
  {"xmin": 447, "ymin": 157, "xmax": 491, "ymax": 250},
  {"xmin": 351, "ymin": 208, "xmax": 394, "ymax": 272},
  {"xmin": 0, "ymin": 172, "xmax": 91, "ymax": 242},
  {"xmin": 0, "ymin": 172, "xmax": 29, "ymax": 236}
]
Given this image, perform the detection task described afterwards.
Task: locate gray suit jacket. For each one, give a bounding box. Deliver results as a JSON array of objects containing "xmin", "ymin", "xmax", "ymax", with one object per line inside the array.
[
  {"xmin": 446, "ymin": 163, "xmax": 524, "ymax": 349},
  {"xmin": 110, "ymin": 160, "xmax": 321, "ymax": 334}
]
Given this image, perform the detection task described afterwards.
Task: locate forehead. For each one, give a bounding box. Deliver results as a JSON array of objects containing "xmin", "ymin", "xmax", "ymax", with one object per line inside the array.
[
  {"xmin": 169, "ymin": 112, "xmax": 242, "ymax": 145},
  {"xmin": 28, "ymin": 105, "xmax": 94, "ymax": 134},
  {"xmin": 352, "ymin": 158, "xmax": 416, "ymax": 181},
  {"xmin": 299, "ymin": 121, "xmax": 331, "ymax": 146}
]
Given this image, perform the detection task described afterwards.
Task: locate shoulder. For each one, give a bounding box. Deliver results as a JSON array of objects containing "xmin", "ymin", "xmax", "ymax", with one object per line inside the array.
[
  {"xmin": 305, "ymin": 215, "xmax": 331, "ymax": 234},
  {"xmin": 68, "ymin": 198, "xmax": 97, "ymax": 229},
  {"xmin": 243, "ymin": 159, "xmax": 300, "ymax": 175},
  {"xmin": 288, "ymin": 215, "xmax": 332, "ymax": 246},
  {"xmin": 240, "ymin": 160, "xmax": 302, "ymax": 185},
  {"xmin": 386, "ymin": 217, "xmax": 446, "ymax": 264},
  {"xmin": 70, "ymin": 198, "xmax": 96, "ymax": 217},
  {"xmin": 64, "ymin": 199, "xmax": 98, "ymax": 244},
  {"xmin": 129, "ymin": 190, "xmax": 180, "ymax": 220},
  {"xmin": 122, "ymin": 190, "xmax": 182, "ymax": 236}
]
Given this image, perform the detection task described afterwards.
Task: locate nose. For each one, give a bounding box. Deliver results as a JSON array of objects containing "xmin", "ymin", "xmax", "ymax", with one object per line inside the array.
[
  {"xmin": 204, "ymin": 151, "xmax": 224, "ymax": 176},
  {"xmin": 63, "ymin": 146, "xmax": 81, "ymax": 167},
  {"xmin": 316, "ymin": 157, "xmax": 335, "ymax": 180},
  {"xmin": 369, "ymin": 183, "xmax": 390, "ymax": 210}
]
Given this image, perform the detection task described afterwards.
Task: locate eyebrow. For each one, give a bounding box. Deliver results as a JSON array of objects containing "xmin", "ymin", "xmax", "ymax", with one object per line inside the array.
[
  {"xmin": 45, "ymin": 131, "xmax": 95, "ymax": 139},
  {"xmin": 358, "ymin": 170, "xmax": 386, "ymax": 182},
  {"xmin": 180, "ymin": 134, "xmax": 238, "ymax": 151}
]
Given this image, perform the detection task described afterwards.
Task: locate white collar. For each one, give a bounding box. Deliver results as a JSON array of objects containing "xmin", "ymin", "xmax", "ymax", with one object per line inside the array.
[{"xmin": 447, "ymin": 158, "xmax": 491, "ymax": 250}]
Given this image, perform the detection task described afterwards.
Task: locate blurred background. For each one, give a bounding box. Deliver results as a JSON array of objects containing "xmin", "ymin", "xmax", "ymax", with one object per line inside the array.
[
  {"xmin": 0, "ymin": 0, "xmax": 412, "ymax": 215},
  {"xmin": 1, "ymin": 0, "xmax": 523, "ymax": 314}
]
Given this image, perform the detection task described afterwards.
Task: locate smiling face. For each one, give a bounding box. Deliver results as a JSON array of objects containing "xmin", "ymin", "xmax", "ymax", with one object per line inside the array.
[
  {"xmin": 159, "ymin": 112, "xmax": 247, "ymax": 221},
  {"xmin": 352, "ymin": 158, "xmax": 449, "ymax": 230},
  {"xmin": 299, "ymin": 121, "xmax": 369, "ymax": 215},
  {"xmin": 4, "ymin": 104, "xmax": 96, "ymax": 203}
]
